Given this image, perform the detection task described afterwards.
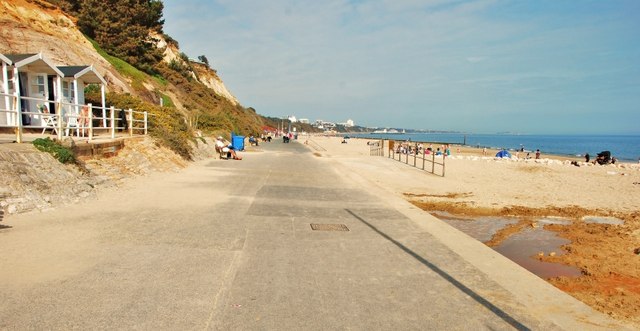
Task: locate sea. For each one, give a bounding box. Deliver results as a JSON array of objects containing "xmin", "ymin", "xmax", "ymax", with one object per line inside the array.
[{"xmin": 348, "ymin": 133, "xmax": 640, "ymax": 162}]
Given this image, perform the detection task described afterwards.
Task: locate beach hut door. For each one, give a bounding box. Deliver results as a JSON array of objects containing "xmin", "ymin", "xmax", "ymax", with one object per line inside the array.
[{"xmin": 47, "ymin": 75, "xmax": 56, "ymax": 114}]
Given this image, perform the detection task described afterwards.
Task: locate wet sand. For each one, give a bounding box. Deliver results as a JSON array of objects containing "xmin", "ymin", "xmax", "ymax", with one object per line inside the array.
[{"xmin": 304, "ymin": 134, "xmax": 640, "ymax": 327}]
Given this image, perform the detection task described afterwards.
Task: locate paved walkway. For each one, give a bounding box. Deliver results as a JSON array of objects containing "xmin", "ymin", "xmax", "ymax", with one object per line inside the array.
[{"xmin": 0, "ymin": 139, "xmax": 630, "ymax": 330}]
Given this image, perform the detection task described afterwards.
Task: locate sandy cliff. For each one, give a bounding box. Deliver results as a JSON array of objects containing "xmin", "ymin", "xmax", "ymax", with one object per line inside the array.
[{"xmin": 1, "ymin": 0, "xmax": 240, "ymax": 107}]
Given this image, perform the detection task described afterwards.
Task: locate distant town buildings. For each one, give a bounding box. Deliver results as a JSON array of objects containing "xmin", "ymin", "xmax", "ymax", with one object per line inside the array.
[{"xmin": 310, "ymin": 118, "xmax": 355, "ymax": 130}]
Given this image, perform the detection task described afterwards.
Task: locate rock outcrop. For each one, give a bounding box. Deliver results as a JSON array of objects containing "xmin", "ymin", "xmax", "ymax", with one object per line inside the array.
[
  {"xmin": 153, "ymin": 31, "xmax": 239, "ymax": 106},
  {"xmin": 0, "ymin": 136, "xmax": 218, "ymax": 216}
]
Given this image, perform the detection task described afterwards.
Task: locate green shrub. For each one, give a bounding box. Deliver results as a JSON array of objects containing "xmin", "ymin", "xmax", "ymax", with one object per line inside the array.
[
  {"xmin": 33, "ymin": 138, "xmax": 76, "ymax": 164},
  {"xmin": 85, "ymin": 91, "xmax": 194, "ymax": 160}
]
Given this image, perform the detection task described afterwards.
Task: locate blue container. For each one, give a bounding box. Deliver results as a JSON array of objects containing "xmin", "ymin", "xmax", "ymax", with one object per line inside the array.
[{"xmin": 232, "ymin": 135, "xmax": 245, "ymax": 151}]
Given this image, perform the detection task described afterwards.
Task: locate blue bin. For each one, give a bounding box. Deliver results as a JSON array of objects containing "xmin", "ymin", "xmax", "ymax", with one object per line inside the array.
[{"xmin": 232, "ymin": 135, "xmax": 245, "ymax": 151}]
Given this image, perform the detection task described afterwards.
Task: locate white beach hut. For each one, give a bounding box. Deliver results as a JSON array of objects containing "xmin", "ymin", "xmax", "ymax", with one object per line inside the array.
[
  {"xmin": 57, "ymin": 65, "xmax": 108, "ymax": 128},
  {"xmin": 1, "ymin": 53, "xmax": 63, "ymax": 135}
]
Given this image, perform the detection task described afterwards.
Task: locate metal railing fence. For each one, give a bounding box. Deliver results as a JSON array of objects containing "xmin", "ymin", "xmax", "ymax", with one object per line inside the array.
[{"xmin": 384, "ymin": 140, "xmax": 446, "ymax": 177}]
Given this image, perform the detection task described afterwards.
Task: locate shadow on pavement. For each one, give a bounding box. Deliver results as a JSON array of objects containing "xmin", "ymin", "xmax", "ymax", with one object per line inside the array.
[{"xmin": 346, "ymin": 209, "xmax": 530, "ymax": 331}]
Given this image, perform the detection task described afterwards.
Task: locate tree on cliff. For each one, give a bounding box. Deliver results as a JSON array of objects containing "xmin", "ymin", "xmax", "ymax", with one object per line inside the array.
[
  {"xmin": 197, "ymin": 55, "xmax": 210, "ymax": 67},
  {"xmin": 51, "ymin": 0, "xmax": 165, "ymax": 74}
]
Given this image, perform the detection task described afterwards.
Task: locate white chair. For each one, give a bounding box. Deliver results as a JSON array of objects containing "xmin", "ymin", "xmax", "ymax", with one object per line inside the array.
[
  {"xmin": 37, "ymin": 104, "xmax": 58, "ymax": 135},
  {"xmin": 65, "ymin": 111, "xmax": 79, "ymax": 137}
]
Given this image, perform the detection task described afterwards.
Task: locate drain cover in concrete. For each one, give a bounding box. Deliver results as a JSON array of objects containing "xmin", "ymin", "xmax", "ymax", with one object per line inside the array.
[{"xmin": 310, "ymin": 223, "xmax": 349, "ymax": 231}]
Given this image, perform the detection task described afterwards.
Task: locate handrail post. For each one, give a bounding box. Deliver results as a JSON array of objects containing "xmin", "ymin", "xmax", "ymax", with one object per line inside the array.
[
  {"xmin": 110, "ymin": 106, "xmax": 116, "ymax": 139},
  {"xmin": 413, "ymin": 143, "xmax": 417, "ymax": 167},
  {"xmin": 87, "ymin": 103, "xmax": 93, "ymax": 142},
  {"xmin": 432, "ymin": 153, "xmax": 435, "ymax": 174},
  {"xmin": 56, "ymin": 76, "xmax": 63, "ymax": 140},
  {"xmin": 422, "ymin": 151, "xmax": 425, "ymax": 170},
  {"xmin": 56, "ymin": 105, "xmax": 63, "ymax": 140},
  {"xmin": 144, "ymin": 111, "xmax": 148, "ymax": 135},
  {"xmin": 442, "ymin": 153, "xmax": 446, "ymax": 177},
  {"xmin": 15, "ymin": 92, "xmax": 23, "ymax": 143},
  {"xmin": 128, "ymin": 108, "xmax": 133, "ymax": 136}
]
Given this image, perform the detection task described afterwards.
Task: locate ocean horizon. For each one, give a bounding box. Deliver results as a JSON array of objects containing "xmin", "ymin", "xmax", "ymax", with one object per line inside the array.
[{"xmin": 349, "ymin": 133, "xmax": 640, "ymax": 162}]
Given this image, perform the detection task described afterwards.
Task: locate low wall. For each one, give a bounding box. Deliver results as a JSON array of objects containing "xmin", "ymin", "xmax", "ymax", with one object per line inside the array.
[{"xmin": 72, "ymin": 138, "xmax": 135, "ymax": 159}]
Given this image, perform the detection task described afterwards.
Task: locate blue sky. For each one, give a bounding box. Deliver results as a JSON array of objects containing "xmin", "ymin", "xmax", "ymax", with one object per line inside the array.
[{"xmin": 162, "ymin": 0, "xmax": 640, "ymax": 134}]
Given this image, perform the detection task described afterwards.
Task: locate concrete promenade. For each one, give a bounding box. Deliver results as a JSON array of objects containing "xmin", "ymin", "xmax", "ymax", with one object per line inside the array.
[{"xmin": 0, "ymin": 138, "xmax": 629, "ymax": 330}]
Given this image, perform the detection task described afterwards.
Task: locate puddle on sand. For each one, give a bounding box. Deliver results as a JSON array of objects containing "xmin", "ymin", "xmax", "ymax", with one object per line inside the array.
[
  {"xmin": 431, "ymin": 212, "xmax": 519, "ymax": 242},
  {"xmin": 432, "ymin": 213, "xmax": 582, "ymax": 279},
  {"xmin": 582, "ymin": 216, "xmax": 624, "ymax": 225},
  {"xmin": 536, "ymin": 217, "xmax": 572, "ymax": 225},
  {"xmin": 493, "ymin": 227, "xmax": 582, "ymax": 278}
]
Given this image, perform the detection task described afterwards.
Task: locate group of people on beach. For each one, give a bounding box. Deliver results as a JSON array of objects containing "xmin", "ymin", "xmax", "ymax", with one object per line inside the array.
[{"xmin": 394, "ymin": 142, "xmax": 451, "ymax": 157}]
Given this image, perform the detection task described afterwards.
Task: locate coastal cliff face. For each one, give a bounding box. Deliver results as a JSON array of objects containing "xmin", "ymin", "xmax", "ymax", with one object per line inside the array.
[
  {"xmin": 0, "ymin": 0, "xmax": 131, "ymax": 93},
  {"xmin": 0, "ymin": 0, "xmax": 240, "ymax": 107},
  {"xmin": 191, "ymin": 61, "xmax": 239, "ymax": 106},
  {"xmin": 153, "ymin": 32, "xmax": 239, "ymax": 106}
]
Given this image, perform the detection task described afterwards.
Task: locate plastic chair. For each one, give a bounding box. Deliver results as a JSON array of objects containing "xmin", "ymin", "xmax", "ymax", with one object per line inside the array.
[{"xmin": 38, "ymin": 105, "xmax": 58, "ymax": 135}]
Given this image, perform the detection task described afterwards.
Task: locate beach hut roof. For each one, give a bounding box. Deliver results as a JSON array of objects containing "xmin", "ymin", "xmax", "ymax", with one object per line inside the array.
[
  {"xmin": 57, "ymin": 65, "xmax": 106, "ymax": 85},
  {"xmin": 0, "ymin": 53, "xmax": 12, "ymax": 65},
  {"xmin": 4, "ymin": 53, "xmax": 63, "ymax": 76}
]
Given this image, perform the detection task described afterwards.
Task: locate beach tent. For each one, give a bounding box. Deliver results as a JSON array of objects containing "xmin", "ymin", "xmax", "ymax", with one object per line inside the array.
[{"xmin": 495, "ymin": 150, "xmax": 511, "ymax": 158}]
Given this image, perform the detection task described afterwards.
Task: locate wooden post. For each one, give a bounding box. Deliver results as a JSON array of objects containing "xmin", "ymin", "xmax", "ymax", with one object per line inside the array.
[
  {"xmin": 128, "ymin": 108, "xmax": 133, "ymax": 136},
  {"xmin": 101, "ymin": 84, "xmax": 107, "ymax": 127},
  {"xmin": 110, "ymin": 106, "xmax": 116, "ymax": 139},
  {"xmin": 56, "ymin": 75, "xmax": 63, "ymax": 140},
  {"xmin": 144, "ymin": 111, "xmax": 148, "ymax": 135},
  {"xmin": 442, "ymin": 152, "xmax": 446, "ymax": 177},
  {"xmin": 422, "ymin": 151, "xmax": 425, "ymax": 170},
  {"xmin": 432, "ymin": 153, "xmax": 435, "ymax": 174},
  {"xmin": 87, "ymin": 103, "xmax": 93, "ymax": 142},
  {"xmin": 14, "ymin": 67, "xmax": 22, "ymax": 143},
  {"xmin": 2, "ymin": 61, "xmax": 11, "ymax": 125}
]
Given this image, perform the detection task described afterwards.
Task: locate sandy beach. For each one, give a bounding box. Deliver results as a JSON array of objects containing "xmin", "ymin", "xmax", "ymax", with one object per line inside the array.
[{"xmin": 303, "ymin": 134, "xmax": 640, "ymax": 327}]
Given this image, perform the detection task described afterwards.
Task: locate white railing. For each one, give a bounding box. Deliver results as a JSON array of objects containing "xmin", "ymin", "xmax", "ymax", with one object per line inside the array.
[{"xmin": 0, "ymin": 91, "xmax": 148, "ymax": 143}]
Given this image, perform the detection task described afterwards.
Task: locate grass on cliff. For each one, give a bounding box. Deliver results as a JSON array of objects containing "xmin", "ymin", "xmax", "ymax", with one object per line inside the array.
[
  {"xmin": 87, "ymin": 37, "xmax": 147, "ymax": 90},
  {"xmin": 85, "ymin": 91, "xmax": 194, "ymax": 160}
]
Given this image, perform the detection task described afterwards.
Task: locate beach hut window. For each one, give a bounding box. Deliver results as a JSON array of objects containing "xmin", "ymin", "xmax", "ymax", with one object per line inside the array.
[
  {"xmin": 7, "ymin": 70, "xmax": 15, "ymax": 92},
  {"xmin": 62, "ymin": 81, "xmax": 75, "ymax": 101},
  {"xmin": 31, "ymin": 74, "xmax": 46, "ymax": 96}
]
